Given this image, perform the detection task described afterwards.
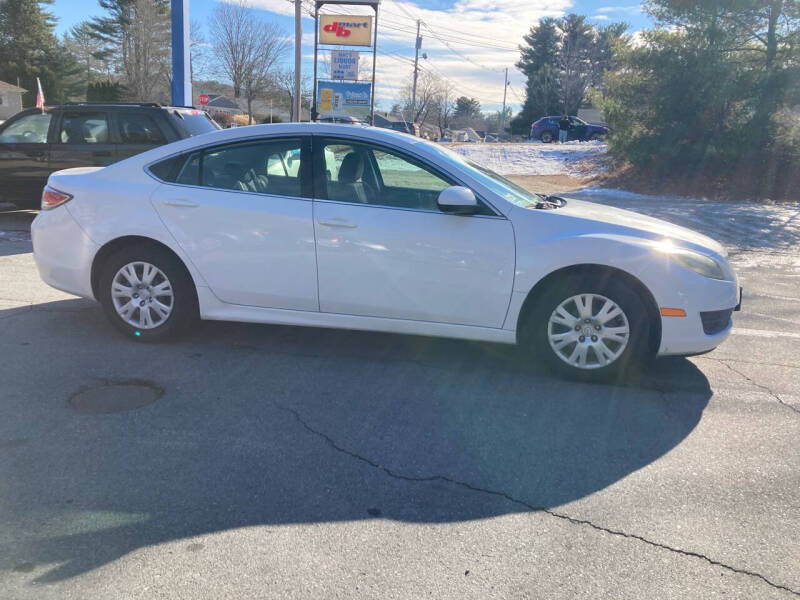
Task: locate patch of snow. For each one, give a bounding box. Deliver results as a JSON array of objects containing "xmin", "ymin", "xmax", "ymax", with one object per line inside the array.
[
  {"xmin": 569, "ymin": 187, "xmax": 800, "ymax": 255},
  {"xmin": 442, "ymin": 142, "xmax": 607, "ymax": 177}
]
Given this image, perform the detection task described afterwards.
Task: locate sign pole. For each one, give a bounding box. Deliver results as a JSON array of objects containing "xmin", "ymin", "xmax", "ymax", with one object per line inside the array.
[
  {"xmin": 370, "ymin": 2, "xmax": 378, "ymax": 125},
  {"xmin": 500, "ymin": 67, "xmax": 508, "ymax": 135},
  {"xmin": 293, "ymin": 0, "xmax": 302, "ymax": 121},
  {"xmin": 170, "ymin": 0, "xmax": 191, "ymax": 106},
  {"xmin": 411, "ymin": 19, "xmax": 420, "ymax": 120},
  {"xmin": 312, "ymin": 2, "xmax": 320, "ymax": 122}
]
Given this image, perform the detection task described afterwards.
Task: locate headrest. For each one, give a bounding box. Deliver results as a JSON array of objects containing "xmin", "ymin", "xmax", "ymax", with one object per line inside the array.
[{"xmin": 338, "ymin": 152, "xmax": 364, "ymax": 184}]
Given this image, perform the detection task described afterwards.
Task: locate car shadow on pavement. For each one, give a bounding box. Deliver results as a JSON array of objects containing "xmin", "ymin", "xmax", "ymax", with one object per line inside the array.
[{"xmin": 0, "ymin": 300, "xmax": 711, "ymax": 583}]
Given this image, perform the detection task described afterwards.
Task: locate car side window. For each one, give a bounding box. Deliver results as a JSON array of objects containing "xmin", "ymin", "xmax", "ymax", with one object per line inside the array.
[
  {"xmin": 319, "ymin": 139, "xmax": 489, "ymax": 213},
  {"xmin": 200, "ymin": 138, "xmax": 306, "ymax": 197},
  {"xmin": 371, "ymin": 148, "xmax": 450, "ymax": 192},
  {"xmin": 58, "ymin": 111, "xmax": 109, "ymax": 144},
  {"xmin": 148, "ymin": 151, "xmax": 200, "ymax": 185},
  {"xmin": 118, "ymin": 112, "xmax": 166, "ymax": 144},
  {"xmin": 0, "ymin": 112, "xmax": 52, "ymax": 143}
]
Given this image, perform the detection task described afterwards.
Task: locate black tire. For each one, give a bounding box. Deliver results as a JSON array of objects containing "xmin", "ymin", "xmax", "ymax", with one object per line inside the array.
[
  {"xmin": 588, "ymin": 132, "xmax": 602, "ymax": 141},
  {"xmin": 520, "ymin": 273, "xmax": 650, "ymax": 381},
  {"xmin": 97, "ymin": 243, "xmax": 198, "ymax": 341},
  {"xmin": 540, "ymin": 131, "xmax": 554, "ymax": 143}
]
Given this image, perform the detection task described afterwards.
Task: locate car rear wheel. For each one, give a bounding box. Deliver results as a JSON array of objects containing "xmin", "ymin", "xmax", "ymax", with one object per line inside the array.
[
  {"xmin": 540, "ymin": 131, "xmax": 554, "ymax": 143},
  {"xmin": 98, "ymin": 244, "xmax": 197, "ymax": 341},
  {"xmin": 521, "ymin": 275, "xmax": 650, "ymax": 381}
]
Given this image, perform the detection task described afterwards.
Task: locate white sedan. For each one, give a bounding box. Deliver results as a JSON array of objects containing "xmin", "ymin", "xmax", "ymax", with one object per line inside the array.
[{"xmin": 31, "ymin": 124, "xmax": 740, "ymax": 379}]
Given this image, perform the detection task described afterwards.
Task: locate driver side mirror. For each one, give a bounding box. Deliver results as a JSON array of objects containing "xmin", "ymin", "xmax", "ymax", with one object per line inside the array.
[{"xmin": 437, "ymin": 186, "xmax": 478, "ymax": 215}]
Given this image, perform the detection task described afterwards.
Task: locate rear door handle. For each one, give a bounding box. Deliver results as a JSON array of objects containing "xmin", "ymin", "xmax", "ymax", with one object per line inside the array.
[
  {"xmin": 318, "ymin": 218, "xmax": 357, "ymax": 229},
  {"xmin": 163, "ymin": 199, "xmax": 198, "ymax": 208},
  {"xmin": 92, "ymin": 150, "xmax": 112, "ymax": 157}
]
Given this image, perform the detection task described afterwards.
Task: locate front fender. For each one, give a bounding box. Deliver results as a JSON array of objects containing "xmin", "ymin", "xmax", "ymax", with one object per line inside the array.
[{"xmin": 504, "ymin": 232, "xmax": 664, "ymax": 332}]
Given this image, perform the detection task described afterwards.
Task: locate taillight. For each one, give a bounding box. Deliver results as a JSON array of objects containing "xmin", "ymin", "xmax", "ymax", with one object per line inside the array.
[{"xmin": 41, "ymin": 186, "xmax": 72, "ymax": 210}]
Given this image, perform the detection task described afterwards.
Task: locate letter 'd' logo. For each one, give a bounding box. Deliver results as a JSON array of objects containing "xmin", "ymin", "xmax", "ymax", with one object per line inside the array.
[{"xmin": 323, "ymin": 21, "xmax": 351, "ymax": 37}]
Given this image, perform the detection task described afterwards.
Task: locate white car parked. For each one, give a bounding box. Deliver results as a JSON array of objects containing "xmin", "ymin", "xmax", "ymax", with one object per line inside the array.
[{"xmin": 32, "ymin": 124, "xmax": 740, "ymax": 379}]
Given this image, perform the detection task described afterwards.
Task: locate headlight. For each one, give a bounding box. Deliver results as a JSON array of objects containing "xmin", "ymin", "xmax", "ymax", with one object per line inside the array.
[{"xmin": 654, "ymin": 240, "xmax": 730, "ymax": 281}]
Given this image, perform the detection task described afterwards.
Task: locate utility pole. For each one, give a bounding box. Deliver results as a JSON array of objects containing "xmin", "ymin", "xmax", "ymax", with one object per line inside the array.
[
  {"xmin": 411, "ymin": 19, "xmax": 421, "ymax": 121},
  {"xmin": 500, "ymin": 67, "xmax": 508, "ymax": 136},
  {"xmin": 293, "ymin": 0, "xmax": 302, "ymax": 122}
]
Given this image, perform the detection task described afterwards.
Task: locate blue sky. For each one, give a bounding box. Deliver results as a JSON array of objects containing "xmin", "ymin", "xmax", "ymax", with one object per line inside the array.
[{"xmin": 49, "ymin": 0, "xmax": 652, "ymax": 112}]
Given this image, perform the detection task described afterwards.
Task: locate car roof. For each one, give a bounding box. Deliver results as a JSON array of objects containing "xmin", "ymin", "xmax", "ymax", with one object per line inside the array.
[{"xmin": 102, "ymin": 123, "xmax": 442, "ymax": 174}]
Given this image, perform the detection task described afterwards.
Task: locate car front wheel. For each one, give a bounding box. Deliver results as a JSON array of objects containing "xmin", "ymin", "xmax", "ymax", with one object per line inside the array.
[
  {"xmin": 522, "ymin": 275, "xmax": 650, "ymax": 380},
  {"xmin": 98, "ymin": 244, "xmax": 197, "ymax": 341}
]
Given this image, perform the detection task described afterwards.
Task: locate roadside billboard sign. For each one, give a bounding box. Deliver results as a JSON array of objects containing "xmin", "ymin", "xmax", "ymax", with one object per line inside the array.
[
  {"xmin": 330, "ymin": 50, "xmax": 360, "ymax": 80},
  {"xmin": 317, "ymin": 81, "xmax": 371, "ymax": 121},
  {"xmin": 319, "ymin": 15, "xmax": 373, "ymax": 46}
]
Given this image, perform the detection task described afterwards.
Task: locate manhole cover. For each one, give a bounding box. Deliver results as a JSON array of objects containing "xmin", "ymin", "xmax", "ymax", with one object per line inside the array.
[{"xmin": 68, "ymin": 381, "xmax": 163, "ymax": 414}]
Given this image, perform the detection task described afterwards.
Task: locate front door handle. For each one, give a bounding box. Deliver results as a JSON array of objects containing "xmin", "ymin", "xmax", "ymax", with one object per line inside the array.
[
  {"xmin": 163, "ymin": 199, "xmax": 198, "ymax": 208},
  {"xmin": 318, "ymin": 218, "xmax": 357, "ymax": 229},
  {"xmin": 92, "ymin": 150, "xmax": 112, "ymax": 157}
]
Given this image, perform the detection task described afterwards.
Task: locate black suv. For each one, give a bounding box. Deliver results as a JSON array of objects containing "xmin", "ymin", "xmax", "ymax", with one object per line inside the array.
[{"xmin": 0, "ymin": 102, "xmax": 220, "ymax": 209}]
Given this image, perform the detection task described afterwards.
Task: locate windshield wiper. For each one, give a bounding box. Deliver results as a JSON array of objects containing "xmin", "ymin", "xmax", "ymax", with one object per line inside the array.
[{"xmin": 534, "ymin": 194, "xmax": 566, "ymax": 209}]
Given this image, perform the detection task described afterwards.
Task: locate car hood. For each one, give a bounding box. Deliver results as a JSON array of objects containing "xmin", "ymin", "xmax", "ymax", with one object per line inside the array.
[{"xmin": 537, "ymin": 198, "xmax": 727, "ymax": 257}]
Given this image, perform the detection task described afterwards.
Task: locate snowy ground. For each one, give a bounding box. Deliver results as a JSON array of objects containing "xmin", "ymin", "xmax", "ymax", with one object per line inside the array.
[{"xmin": 443, "ymin": 141, "xmax": 607, "ymax": 177}]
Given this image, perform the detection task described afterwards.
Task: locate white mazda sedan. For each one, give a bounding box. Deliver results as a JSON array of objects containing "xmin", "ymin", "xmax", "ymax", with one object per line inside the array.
[{"xmin": 32, "ymin": 123, "xmax": 740, "ymax": 379}]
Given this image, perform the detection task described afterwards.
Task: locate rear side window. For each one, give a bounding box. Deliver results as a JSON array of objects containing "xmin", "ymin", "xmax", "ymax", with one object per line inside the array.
[
  {"xmin": 59, "ymin": 111, "xmax": 109, "ymax": 144},
  {"xmin": 169, "ymin": 109, "xmax": 220, "ymax": 136},
  {"xmin": 149, "ymin": 138, "xmax": 307, "ymax": 198},
  {"xmin": 118, "ymin": 112, "xmax": 166, "ymax": 144},
  {"xmin": 201, "ymin": 138, "xmax": 305, "ymax": 197},
  {"xmin": 148, "ymin": 152, "xmax": 201, "ymax": 185}
]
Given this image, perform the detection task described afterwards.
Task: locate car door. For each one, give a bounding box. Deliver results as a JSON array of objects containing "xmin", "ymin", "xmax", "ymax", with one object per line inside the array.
[
  {"xmin": 312, "ymin": 137, "xmax": 515, "ymax": 328},
  {"xmin": 114, "ymin": 110, "xmax": 169, "ymax": 160},
  {"xmin": 150, "ymin": 136, "xmax": 318, "ymax": 311},
  {"xmin": 0, "ymin": 110, "xmax": 53, "ymax": 204},
  {"xmin": 48, "ymin": 110, "xmax": 117, "ymax": 172},
  {"xmin": 569, "ymin": 117, "xmax": 588, "ymax": 141}
]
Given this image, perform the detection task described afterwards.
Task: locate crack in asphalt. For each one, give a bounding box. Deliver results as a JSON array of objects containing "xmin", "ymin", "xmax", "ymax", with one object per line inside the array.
[
  {"xmin": 717, "ymin": 360, "xmax": 800, "ymax": 416},
  {"xmin": 275, "ymin": 402, "xmax": 800, "ymax": 597}
]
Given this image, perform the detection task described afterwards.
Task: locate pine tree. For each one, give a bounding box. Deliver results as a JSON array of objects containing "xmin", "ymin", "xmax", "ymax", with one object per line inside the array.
[
  {"xmin": 89, "ymin": 0, "xmax": 172, "ymax": 102},
  {"xmin": 0, "ymin": 0, "xmax": 82, "ymax": 105}
]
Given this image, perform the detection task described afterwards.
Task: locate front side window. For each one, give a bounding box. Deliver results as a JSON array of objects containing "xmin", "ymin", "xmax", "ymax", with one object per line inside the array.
[
  {"xmin": 319, "ymin": 139, "xmax": 454, "ymax": 211},
  {"xmin": 118, "ymin": 112, "xmax": 166, "ymax": 144},
  {"xmin": 58, "ymin": 111, "xmax": 109, "ymax": 144},
  {"xmin": 0, "ymin": 112, "xmax": 52, "ymax": 143}
]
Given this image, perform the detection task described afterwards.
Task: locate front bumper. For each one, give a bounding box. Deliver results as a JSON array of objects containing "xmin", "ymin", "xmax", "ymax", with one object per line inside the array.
[
  {"xmin": 643, "ymin": 265, "xmax": 740, "ymax": 357},
  {"xmin": 31, "ymin": 205, "xmax": 98, "ymax": 299}
]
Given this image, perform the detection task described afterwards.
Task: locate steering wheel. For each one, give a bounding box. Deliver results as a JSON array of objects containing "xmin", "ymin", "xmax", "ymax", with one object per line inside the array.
[{"xmin": 21, "ymin": 130, "xmax": 36, "ymax": 141}]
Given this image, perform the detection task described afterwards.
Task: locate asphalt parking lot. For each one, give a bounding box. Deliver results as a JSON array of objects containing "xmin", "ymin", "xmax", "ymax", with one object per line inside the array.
[{"xmin": 1, "ymin": 196, "xmax": 798, "ymax": 599}]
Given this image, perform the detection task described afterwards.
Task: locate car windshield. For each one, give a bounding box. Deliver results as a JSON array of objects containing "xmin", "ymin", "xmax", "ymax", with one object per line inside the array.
[{"xmin": 427, "ymin": 143, "xmax": 539, "ymax": 208}]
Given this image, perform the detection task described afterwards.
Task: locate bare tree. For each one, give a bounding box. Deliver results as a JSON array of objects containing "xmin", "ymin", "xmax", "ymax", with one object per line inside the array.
[
  {"xmin": 209, "ymin": 0, "xmax": 289, "ymax": 122},
  {"xmin": 274, "ymin": 68, "xmax": 312, "ymax": 121},
  {"xmin": 432, "ymin": 79, "xmax": 455, "ymax": 131},
  {"xmin": 399, "ymin": 70, "xmax": 444, "ymax": 124}
]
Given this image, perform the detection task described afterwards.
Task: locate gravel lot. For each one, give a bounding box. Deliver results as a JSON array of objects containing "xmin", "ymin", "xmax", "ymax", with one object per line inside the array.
[{"xmin": 0, "ymin": 173, "xmax": 798, "ymax": 598}]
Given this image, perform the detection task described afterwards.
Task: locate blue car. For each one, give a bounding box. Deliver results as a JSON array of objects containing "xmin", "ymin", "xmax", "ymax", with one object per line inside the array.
[{"xmin": 530, "ymin": 116, "xmax": 609, "ymax": 143}]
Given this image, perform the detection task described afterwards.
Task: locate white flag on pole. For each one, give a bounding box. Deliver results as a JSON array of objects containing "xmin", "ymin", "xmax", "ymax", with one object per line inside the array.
[{"xmin": 35, "ymin": 77, "xmax": 45, "ymax": 110}]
